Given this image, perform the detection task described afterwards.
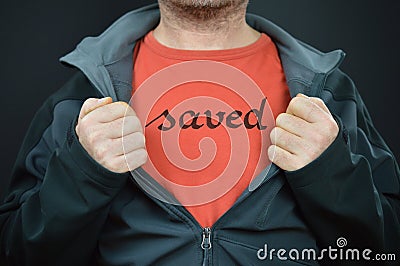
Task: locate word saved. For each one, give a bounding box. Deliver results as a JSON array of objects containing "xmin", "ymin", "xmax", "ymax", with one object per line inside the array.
[{"xmin": 145, "ymin": 98, "xmax": 269, "ymax": 131}]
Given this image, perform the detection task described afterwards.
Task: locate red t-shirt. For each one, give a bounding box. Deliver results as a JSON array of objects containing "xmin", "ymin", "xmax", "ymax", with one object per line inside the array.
[{"xmin": 132, "ymin": 31, "xmax": 291, "ymax": 228}]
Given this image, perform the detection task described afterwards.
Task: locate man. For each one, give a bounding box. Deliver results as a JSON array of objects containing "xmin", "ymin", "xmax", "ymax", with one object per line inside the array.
[{"xmin": 0, "ymin": 1, "xmax": 399, "ymax": 265}]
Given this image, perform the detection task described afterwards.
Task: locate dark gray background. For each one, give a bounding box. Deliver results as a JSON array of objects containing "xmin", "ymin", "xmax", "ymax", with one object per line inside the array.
[{"xmin": 1, "ymin": 1, "xmax": 399, "ymax": 198}]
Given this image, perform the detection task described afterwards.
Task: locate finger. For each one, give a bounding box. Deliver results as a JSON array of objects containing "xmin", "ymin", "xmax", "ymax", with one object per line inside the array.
[
  {"xmin": 297, "ymin": 93, "xmax": 331, "ymax": 114},
  {"xmin": 120, "ymin": 132, "xmax": 146, "ymax": 155},
  {"xmin": 119, "ymin": 149, "xmax": 148, "ymax": 171},
  {"xmin": 83, "ymin": 101, "xmax": 136, "ymax": 123},
  {"xmin": 270, "ymin": 126, "xmax": 304, "ymax": 155},
  {"xmin": 286, "ymin": 95, "xmax": 326, "ymax": 123},
  {"xmin": 103, "ymin": 149, "xmax": 147, "ymax": 173},
  {"xmin": 79, "ymin": 97, "xmax": 112, "ymax": 120},
  {"xmin": 267, "ymin": 145, "xmax": 298, "ymax": 171},
  {"xmin": 275, "ymin": 113, "xmax": 310, "ymax": 138},
  {"xmin": 96, "ymin": 132, "xmax": 145, "ymax": 157},
  {"xmin": 99, "ymin": 116, "xmax": 143, "ymax": 139}
]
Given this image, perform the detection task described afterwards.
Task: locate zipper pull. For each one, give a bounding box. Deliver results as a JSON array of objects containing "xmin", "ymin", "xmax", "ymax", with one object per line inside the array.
[{"xmin": 201, "ymin": 227, "xmax": 212, "ymax": 250}]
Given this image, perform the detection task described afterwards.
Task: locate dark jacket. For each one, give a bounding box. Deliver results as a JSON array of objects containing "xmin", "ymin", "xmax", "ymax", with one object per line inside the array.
[{"xmin": 1, "ymin": 4, "xmax": 399, "ymax": 266}]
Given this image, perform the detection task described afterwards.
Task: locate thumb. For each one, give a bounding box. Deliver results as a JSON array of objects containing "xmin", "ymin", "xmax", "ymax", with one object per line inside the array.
[{"xmin": 78, "ymin": 97, "xmax": 113, "ymax": 120}]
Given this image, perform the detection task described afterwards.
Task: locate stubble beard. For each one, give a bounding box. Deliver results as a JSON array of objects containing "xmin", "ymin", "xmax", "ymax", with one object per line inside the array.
[{"xmin": 159, "ymin": 0, "xmax": 248, "ymax": 28}]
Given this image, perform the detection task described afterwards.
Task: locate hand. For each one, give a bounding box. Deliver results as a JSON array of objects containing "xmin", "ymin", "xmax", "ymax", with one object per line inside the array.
[
  {"xmin": 75, "ymin": 97, "xmax": 147, "ymax": 173},
  {"xmin": 268, "ymin": 94, "xmax": 339, "ymax": 171}
]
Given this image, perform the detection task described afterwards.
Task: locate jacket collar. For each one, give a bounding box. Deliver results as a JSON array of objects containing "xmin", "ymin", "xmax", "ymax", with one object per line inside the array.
[{"xmin": 60, "ymin": 3, "xmax": 345, "ymax": 101}]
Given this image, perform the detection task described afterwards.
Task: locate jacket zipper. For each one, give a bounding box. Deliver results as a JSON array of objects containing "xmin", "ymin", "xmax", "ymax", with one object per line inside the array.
[
  {"xmin": 201, "ymin": 227, "xmax": 212, "ymax": 266},
  {"xmin": 130, "ymin": 164, "xmax": 280, "ymax": 265},
  {"xmin": 197, "ymin": 165, "xmax": 280, "ymax": 265}
]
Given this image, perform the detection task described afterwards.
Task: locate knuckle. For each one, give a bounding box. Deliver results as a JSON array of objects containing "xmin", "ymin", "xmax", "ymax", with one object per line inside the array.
[
  {"xmin": 136, "ymin": 149, "xmax": 148, "ymax": 164},
  {"xmin": 276, "ymin": 113, "xmax": 284, "ymax": 124},
  {"xmin": 126, "ymin": 150, "xmax": 147, "ymax": 171},
  {"xmin": 275, "ymin": 113, "xmax": 288, "ymax": 127},
  {"xmin": 116, "ymin": 101, "xmax": 130, "ymax": 108},
  {"xmin": 319, "ymin": 101, "xmax": 328, "ymax": 110},
  {"xmin": 108, "ymin": 103, "xmax": 125, "ymax": 116},
  {"xmin": 290, "ymin": 96, "xmax": 299, "ymax": 106},
  {"xmin": 87, "ymin": 97, "xmax": 98, "ymax": 102},
  {"xmin": 80, "ymin": 117, "xmax": 95, "ymax": 131},
  {"xmin": 293, "ymin": 160, "xmax": 306, "ymax": 171},
  {"xmin": 102, "ymin": 159, "xmax": 113, "ymax": 170},
  {"xmin": 304, "ymin": 148, "xmax": 316, "ymax": 163},
  {"xmin": 117, "ymin": 101, "xmax": 135, "ymax": 115},
  {"xmin": 269, "ymin": 127, "xmax": 280, "ymax": 144},
  {"xmin": 305, "ymin": 140, "xmax": 322, "ymax": 160},
  {"xmin": 311, "ymin": 148, "xmax": 322, "ymax": 159},
  {"xmin": 313, "ymin": 97, "xmax": 324, "ymax": 105},
  {"xmin": 105, "ymin": 159, "xmax": 123, "ymax": 173},
  {"xmin": 83, "ymin": 98, "xmax": 96, "ymax": 106},
  {"xmin": 126, "ymin": 106, "xmax": 137, "ymax": 116},
  {"xmin": 75, "ymin": 124, "xmax": 81, "ymax": 137},
  {"xmin": 327, "ymin": 119, "xmax": 339, "ymax": 134},
  {"xmin": 290, "ymin": 96, "xmax": 303, "ymax": 108},
  {"xmin": 87, "ymin": 131, "xmax": 99, "ymax": 146},
  {"xmin": 94, "ymin": 146, "xmax": 107, "ymax": 160},
  {"xmin": 129, "ymin": 149, "xmax": 147, "ymax": 169},
  {"xmin": 78, "ymin": 117, "xmax": 89, "ymax": 128}
]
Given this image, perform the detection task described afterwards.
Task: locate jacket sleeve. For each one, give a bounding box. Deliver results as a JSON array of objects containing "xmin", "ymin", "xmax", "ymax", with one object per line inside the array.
[
  {"xmin": 284, "ymin": 69, "xmax": 400, "ymax": 258},
  {"xmin": 0, "ymin": 72, "xmax": 130, "ymax": 266}
]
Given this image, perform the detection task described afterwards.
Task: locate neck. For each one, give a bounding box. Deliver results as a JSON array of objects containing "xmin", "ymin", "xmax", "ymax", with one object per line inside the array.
[{"xmin": 154, "ymin": 1, "xmax": 260, "ymax": 50}]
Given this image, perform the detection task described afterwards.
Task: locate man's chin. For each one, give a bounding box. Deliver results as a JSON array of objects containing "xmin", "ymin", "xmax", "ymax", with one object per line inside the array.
[
  {"xmin": 161, "ymin": 0, "xmax": 245, "ymax": 9},
  {"xmin": 159, "ymin": 0, "xmax": 248, "ymax": 22}
]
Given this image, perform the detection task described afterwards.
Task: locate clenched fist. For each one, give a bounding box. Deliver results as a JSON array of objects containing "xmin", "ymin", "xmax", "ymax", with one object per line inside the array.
[
  {"xmin": 76, "ymin": 97, "xmax": 147, "ymax": 173},
  {"xmin": 268, "ymin": 94, "xmax": 339, "ymax": 172}
]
